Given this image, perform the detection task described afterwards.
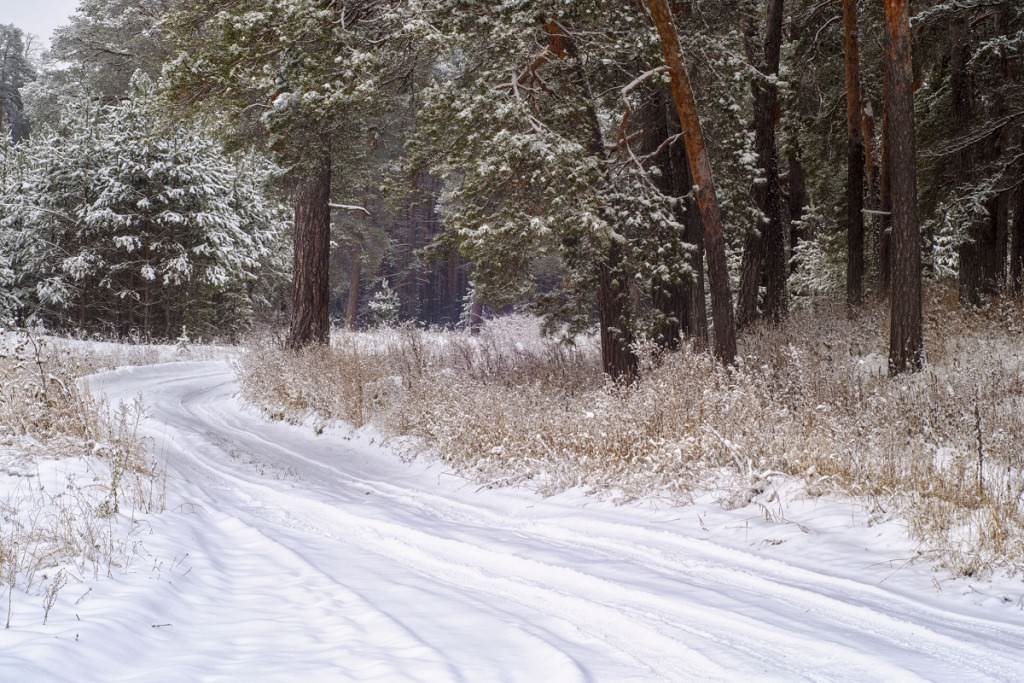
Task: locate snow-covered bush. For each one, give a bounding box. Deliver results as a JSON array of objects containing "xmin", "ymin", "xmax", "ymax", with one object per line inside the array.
[{"xmin": 788, "ymin": 205, "xmax": 845, "ymax": 301}]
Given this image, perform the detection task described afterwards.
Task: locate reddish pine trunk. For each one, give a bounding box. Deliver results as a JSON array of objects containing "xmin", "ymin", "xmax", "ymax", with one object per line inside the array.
[
  {"xmin": 884, "ymin": 0, "xmax": 923, "ymax": 375},
  {"xmin": 640, "ymin": 89, "xmax": 708, "ymax": 350},
  {"xmin": 645, "ymin": 0, "xmax": 737, "ymax": 365},
  {"xmin": 843, "ymin": 0, "xmax": 865, "ymax": 306},
  {"xmin": 666, "ymin": 97, "xmax": 710, "ymax": 349},
  {"xmin": 287, "ymin": 153, "xmax": 333, "ymax": 349},
  {"xmin": 878, "ymin": 65, "xmax": 893, "ymax": 294}
]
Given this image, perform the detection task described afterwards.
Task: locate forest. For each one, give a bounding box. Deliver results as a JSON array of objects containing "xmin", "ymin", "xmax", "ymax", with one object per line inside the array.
[
  {"xmin": 0, "ymin": 0, "xmax": 1017, "ymax": 371},
  {"xmin": 2, "ymin": 1, "xmax": 1024, "ymax": 679}
]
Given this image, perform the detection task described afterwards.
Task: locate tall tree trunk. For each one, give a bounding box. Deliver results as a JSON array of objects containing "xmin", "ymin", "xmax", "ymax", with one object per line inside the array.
[
  {"xmin": 541, "ymin": 18, "xmax": 638, "ymax": 378},
  {"xmin": 642, "ymin": 90, "xmax": 687, "ymax": 350},
  {"xmin": 345, "ymin": 244, "xmax": 361, "ymax": 330},
  {"xmin": 1011, "ymin": 182, "xmax": 1024, "ymax": 293},
  {"xmin": 986, "ymin": 13, "xmax": 1012, "ymax": 295},
  {"xmin": 843, "ymin": 0, "xmax": 865, "ymax": 306},
  {"xmin": 287, "ymin": 153, "xmax": 332, "ymax": 349},
  {"xmin": 468, "ymin": 296, "xmax": 484, "ymax": 335},
  {"xmin": 950, "ymin": 19, "xmax": 984, "ymax": 306},
  {"xmin": 666, "ymin": 96, "xmax": 710, "ymax": 349},
  {"xmin": 737, "ymin": 0, "xmax": 787, "ymax": 327},
  {"xmin": 641, "ymin": 88, "xmax": 706, "ymax": 350},
  {"xmin": 787, "ymin": 141, "xmax": 808, "ymax": 273},
  {"xmin": 878, "ymin": 65, "xmax": 893, "ymax": 294},
  {"xmin": 645, "ymin": 0, "xmax": 737, "ymax": 364},
  {"xmin": 884, "ymin": 0, "xmax": 923, "ymax": 375}
]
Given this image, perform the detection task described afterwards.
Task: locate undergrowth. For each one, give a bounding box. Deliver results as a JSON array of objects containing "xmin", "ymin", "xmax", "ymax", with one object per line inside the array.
[
  {"xmin": 0, "ymin": 330, "xmax": 163, "ymax": 627},
  {"xmin": 238, "ymin": 291, "xmax": 1024, "ymax": 577}
]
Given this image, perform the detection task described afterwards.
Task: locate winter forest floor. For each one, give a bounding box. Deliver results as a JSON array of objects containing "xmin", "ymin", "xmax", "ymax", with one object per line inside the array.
[{"xmin": 2, "ymin": 292, "xmax": 1024, "ymax": 680}]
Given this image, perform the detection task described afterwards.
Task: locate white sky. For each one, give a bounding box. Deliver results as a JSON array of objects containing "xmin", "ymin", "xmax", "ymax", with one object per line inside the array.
[{"xmin": 2, "ymin": 0, "xmax": 80, "ymax": 47}]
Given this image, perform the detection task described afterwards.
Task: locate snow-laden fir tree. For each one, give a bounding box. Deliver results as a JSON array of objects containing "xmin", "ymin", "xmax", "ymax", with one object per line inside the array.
[{"xmin": 0, "ymin": 76, "xmax": 287, "ymax": 338}]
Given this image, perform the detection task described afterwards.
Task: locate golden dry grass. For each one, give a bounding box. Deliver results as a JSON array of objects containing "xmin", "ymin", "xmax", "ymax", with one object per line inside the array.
[{"xmin": 238, "ymin": 290, "xmax": 1024, "ymax": 577}]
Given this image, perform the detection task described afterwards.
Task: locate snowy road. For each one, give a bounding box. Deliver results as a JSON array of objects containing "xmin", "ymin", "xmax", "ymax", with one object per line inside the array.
[{"xmin": 7, "ymin": 361, "xmax": 1024, "ymax": 682}]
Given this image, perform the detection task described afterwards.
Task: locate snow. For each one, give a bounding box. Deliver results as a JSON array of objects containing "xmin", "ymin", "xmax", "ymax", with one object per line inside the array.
[{"xmin": 3, "ymin": 359, "xmax": 1024, "ymax": 681}]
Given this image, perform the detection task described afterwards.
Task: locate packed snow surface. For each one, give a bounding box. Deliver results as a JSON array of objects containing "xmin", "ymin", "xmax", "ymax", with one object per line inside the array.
[{"xmin": 4, "ymin": 360, "xmax": 1024, "ymax": 682}]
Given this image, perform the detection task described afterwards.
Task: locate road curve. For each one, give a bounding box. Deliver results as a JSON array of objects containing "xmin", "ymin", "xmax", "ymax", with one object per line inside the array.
[{"xmin": 72, "ymin": 361, "xmax": 1024, "ymax": 682}]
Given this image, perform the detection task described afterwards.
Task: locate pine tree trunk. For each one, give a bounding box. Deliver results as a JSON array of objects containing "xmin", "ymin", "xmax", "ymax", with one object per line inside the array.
[
  {"xmin": 287, "ymin": 153, "xmax": 332, "ymax": 349},
  {"xmin": 878, "ymin": 65, "xmax": 893, "ymax": 294},
  {"xmin": 468, "ymin": 297, "xmax": 484, "ymax": 335},
  {"xmin": 446, "ymin": 249, "xmax": 460, "ymax": 324},
  {"xmin": 737, "ymin": 0, "xmax": 786, "ymax": 328},
  {"xmin": 759, "ymin": 0, "xmax": 787, "ymax": 324},
  {"xmin": 950, "ymin": 19, "xmax": 984, "ymax": 306},
  {"xmin": 645, "ymin": 0, "xmax": 737, "ymax": 364},
  {"xmin": 542, "ymin": 18, "xmax": 638, "ymax": 379},
  {"xmin": 843, "ymin": 0, "xmax": 865, "ymax": 306},
  {"xmin": 884, "ymin": 0, "xmax": 923, "ymax": 375},
  {"xmin": 639, "ymin": 88, "xmax": 706, "ymax": 350},
  {"xmin": 662, "ymin": 88, "xmax": 709, "ymax": 348}
]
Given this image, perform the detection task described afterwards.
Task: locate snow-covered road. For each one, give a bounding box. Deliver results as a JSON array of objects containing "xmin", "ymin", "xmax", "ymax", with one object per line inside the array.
[{"xmin": 6, "ymin": 360, "xmax": 1024, "ymax": 682}]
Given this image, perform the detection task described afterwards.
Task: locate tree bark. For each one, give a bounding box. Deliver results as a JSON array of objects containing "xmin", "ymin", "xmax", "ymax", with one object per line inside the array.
[
  {"xmin": 541, "ymin": 18, "xmax": 638, "ymax": 379},
  {"xmin": 843, "ymin": 0, "xmax": 865, "ymax": 306},
  {"xmin": 949, "ymin": 19, "xmax": 986, "ymax": 306},
  {"xmin": 645, "ymin": 0, "xmax": 737, "ymax": 364},
  {"xmin": 666, "ymin": 95, "xmax": 710, "ymax": 349},
  {"xmin": 640, "ymin": 88, "xmax": 708, "ymax": 350},
  {"xmin": 884, "ymin": 0, "xmax": 923, "ymax": 375},
  {"xmin": 878, "ymin": 64, "xmax": 893, "ymax": 294},
  {"xmin": 468, "ymin": 297, "xmax": 484, "ymax": 335},
  {"xmin": 287, "ymin": 152, "xmax": 333, "ymax": 349},
  {"xmin": 737, "ymin": 0, "xmax": 787, "ymax": 327}
]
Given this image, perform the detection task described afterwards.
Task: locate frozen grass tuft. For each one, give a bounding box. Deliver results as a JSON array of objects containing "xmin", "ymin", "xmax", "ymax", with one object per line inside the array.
[
  {"xmin": 0, "ymin": 330, "xmax": 162, "ymax": 627},
  {"xmin": 238, "ymin": 294, "xmax": 1024, "ymax": 577}
]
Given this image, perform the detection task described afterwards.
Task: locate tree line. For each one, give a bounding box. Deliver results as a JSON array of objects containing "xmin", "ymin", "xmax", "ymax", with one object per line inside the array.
[{"xmin": 0, "ymin": 1, "xmax": 1021, "ymax": 375}]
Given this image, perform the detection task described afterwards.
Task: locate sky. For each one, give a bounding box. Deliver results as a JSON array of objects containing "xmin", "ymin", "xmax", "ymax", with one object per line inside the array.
[{"xmin": 3, "ymin": 0, "xmax": 80, "ymax": 46}]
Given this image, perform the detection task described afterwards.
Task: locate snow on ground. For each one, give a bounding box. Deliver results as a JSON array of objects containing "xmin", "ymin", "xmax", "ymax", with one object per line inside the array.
[{"xmin": 2, "ymin": 360, "xmax": 1024, "ymax": 682}]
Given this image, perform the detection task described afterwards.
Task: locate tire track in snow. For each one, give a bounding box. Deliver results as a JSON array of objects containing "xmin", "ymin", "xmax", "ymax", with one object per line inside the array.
[
  {"xmin": 190, "ymin": 368, "xmax": 1024, "ymax": 681},
  {"xmin": 92, "ymin": 361, "xmax": 1024, "ymax": 682}
]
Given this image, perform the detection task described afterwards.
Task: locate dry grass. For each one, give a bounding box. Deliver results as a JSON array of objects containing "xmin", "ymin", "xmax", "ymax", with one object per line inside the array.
[
  {"xmin": 0, "ymin": 330, "xmax": 163, "ymax": 626},
  {"xmin": 238, "ymin": 290, "xmax": 1024, "ymax": 577}
]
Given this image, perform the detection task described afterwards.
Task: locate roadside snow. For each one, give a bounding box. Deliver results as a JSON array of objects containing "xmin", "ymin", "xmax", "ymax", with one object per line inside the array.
[{"xmin": 2, "ymin": 360, "xmax": 1023, "ymax": 682}]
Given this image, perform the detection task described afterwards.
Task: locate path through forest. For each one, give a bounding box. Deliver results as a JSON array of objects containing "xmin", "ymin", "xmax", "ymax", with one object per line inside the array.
[{"xmin": 5, "ymin": 361, "xmax": 1023, "ymax": 682}]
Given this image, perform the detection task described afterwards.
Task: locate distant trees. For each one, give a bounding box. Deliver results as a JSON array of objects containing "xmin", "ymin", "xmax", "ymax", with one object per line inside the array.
[
  {"xmin": 0, "ymin": 25, "xmax": 35, "ymax": 142},
  {"xmin": 50, "ymin": 0, "xmax": 173, "ymax": 101},
  {"xmin": 4, "ymin": 0, "xmax": 1024, "ymax": 376}
]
